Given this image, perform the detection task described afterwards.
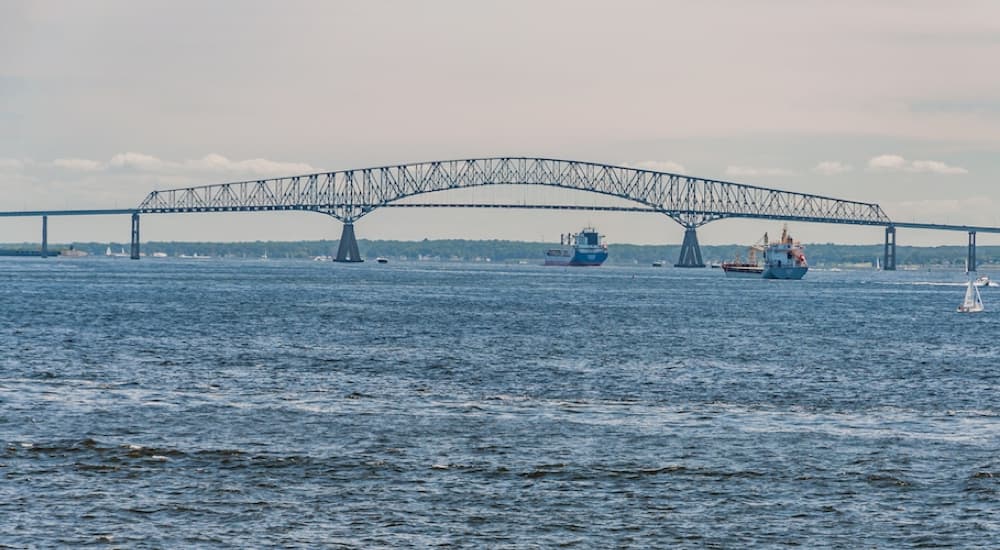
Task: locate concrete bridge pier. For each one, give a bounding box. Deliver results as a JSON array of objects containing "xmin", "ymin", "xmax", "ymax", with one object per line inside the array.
[
  {"xmin": 675, "ymin": 225, "xmax": 705, "ymax": 268},
  {"xmin": 335, "ymin": 222, "xmax": 363, "ymax": 262},
  {"xmin": 883, "ymin": 225, "xmax": 896, "ymax": 271},
  {"xmin": 41, "ymin": 215, "xmax": 48, "ymax": 258},
  {"xmin": 130, "ymin": 213, "xmax": 141, "ymax": 260},
  {"xmin": 968, "ymin": 231, "xmax": 976, "ymax": 272}
]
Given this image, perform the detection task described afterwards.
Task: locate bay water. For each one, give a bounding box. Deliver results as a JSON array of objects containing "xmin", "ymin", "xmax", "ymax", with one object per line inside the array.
[{"xmin": 1, "ymin": 258, "xmax": 997, "ymax": 547}]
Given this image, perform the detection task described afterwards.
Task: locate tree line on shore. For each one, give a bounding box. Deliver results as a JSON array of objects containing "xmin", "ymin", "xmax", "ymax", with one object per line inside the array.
[{"xmin": 3, "ymin": 239, "xmax": 997, "ymax": 268}]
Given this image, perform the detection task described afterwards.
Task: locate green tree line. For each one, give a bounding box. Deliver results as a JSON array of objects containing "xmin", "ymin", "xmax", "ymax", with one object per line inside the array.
[{"xmin": 4, "ymin": 239, "xmax": 997, "ymax": 268}]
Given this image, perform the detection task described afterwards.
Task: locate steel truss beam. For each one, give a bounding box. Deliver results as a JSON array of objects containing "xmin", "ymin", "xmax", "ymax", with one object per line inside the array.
[{"xmin": 136, "ymin": 157, "xmax": 892, "ymax": 227}]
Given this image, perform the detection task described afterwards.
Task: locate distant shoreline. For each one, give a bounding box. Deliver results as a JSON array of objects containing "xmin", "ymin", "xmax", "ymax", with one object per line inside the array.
[{"xmin": 1, "ymin": 239, "xmax": 996, "ymax": 268}]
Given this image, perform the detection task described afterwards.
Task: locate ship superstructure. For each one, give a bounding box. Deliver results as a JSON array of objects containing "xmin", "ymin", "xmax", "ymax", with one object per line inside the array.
[{"xmin": 544, "ymin": 227, "xmax": 608, "ymax": 266}]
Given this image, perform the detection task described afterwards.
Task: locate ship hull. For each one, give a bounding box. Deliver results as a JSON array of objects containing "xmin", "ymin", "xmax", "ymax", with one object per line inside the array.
[
  {"xmin": 722, "ymin": 265, "xmax": 808, "ymax": 279},
  {"xmin": 762, "ymin": 266, "xmax": 808, "ymax": 280},
  {"xmin": 722, "ymin": 265, "xmax": 764, "ymax": 278},
  {"xmin": 544, "ymin": 247, "xmax": 608, "ymax": 266}
]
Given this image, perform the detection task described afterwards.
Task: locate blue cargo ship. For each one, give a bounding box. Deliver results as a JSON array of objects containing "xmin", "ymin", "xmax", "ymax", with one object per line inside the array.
[{"xmin": 544, "ymin": 227, "xmax": 608, "ymax": 266}]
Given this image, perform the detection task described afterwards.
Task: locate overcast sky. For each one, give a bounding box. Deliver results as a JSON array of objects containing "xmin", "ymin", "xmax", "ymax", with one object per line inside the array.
[{"xmin": 2, "ymin": 1, "xmax": 999, "ymax": 246}]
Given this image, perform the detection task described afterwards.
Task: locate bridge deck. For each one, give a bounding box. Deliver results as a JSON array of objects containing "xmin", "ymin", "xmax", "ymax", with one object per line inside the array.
[
  {"xmin": 890, "ymin": 222, "xmax": 1000, "ymax": 234},
  {"xmin": 0, "ymin": 209, "xmax": 136, "ymax": 217}
]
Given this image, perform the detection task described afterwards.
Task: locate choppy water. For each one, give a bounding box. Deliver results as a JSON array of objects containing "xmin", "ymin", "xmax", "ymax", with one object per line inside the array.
[{"xmin": 1, "ymin": 258, "xmax": 997, "ymax": 547}]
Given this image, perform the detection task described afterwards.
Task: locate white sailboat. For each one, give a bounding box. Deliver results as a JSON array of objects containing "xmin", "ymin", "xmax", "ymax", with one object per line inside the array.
[{"xmin": 957, "ymin": 277, "xmax": 984, "ymax": 313}]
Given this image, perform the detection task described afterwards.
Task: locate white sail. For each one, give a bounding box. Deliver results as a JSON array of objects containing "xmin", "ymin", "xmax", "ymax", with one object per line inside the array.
[{"xmin": 957, "ymin": 279, "xmax": 985, "ymax": 313}]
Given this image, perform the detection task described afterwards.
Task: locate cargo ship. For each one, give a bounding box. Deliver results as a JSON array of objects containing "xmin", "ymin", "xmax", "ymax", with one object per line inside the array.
[
  {"xmin": 544, "ymin": 227, "xmax": 608, "ymax": 266},
  {"xmin": 722, "ymin": 225, "xmax": 808, "ymax": 279}
]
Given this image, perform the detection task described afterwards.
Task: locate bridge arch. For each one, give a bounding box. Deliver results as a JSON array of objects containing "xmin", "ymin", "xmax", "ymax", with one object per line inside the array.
[{"xmin": 137, "ymin": 157, "xmax": 891, "ymax": 264}]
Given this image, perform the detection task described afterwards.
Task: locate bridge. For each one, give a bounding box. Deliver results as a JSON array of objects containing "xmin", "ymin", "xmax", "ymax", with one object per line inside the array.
[{"xmin": 2, "ymin": 157, "xmax": 998, "ymax": 270}]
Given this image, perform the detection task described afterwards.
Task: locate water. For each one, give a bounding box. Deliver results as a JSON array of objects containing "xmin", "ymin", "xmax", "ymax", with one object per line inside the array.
[{"xmin": 1, "ymin": 259, "xmax": 997, "ymax": 547}]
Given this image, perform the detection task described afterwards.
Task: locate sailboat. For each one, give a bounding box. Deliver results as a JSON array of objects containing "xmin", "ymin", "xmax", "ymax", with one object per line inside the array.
[
  {"xmin": 875, "ymin": 257, "xmax": 881, "ymax": 271},
  {"xmin": 957, "ymin": 276, "xmax": 985, "ymax": 313}
]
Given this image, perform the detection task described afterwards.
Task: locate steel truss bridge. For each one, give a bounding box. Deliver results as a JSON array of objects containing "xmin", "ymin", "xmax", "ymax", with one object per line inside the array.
[{"xmin": 3, "ymin": 157, "xmax": 999, "ymax": 270}]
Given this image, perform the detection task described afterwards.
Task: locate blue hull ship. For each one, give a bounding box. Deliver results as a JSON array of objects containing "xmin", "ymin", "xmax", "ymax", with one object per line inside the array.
[{"xmin": 544, "ymin": 227, "xmax": 608, "ymax": 266}]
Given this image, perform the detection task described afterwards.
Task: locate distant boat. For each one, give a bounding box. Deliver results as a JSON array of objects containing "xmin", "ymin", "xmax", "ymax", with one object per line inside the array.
[
  {"xmin": 151, "ymin": 252, "xmax": 168, "ymax": 258},
  {"xmin": 651, "ymin": 260, "xmax": 664, "ymax": 267},
  {"xmin": 375, "ymin": 257, "xmax": 389, "ymax": 264},
  {"xmin": 974, "ymin": 275, "xmax": 998, "ymax": 288},
  {"xmin": 261, "ymin": 249, "xmax": 269, "ymax": 260},
  {"xmin": 957, "ymin": 277, "xmax": 984, "ymax": 313},
  {"xmin": 60, "ymin": 246, "xmax": 88, "ymax": 258},
  {"xmin": 875, "ymin": 257, "xmax": 882, "ymax": 271},
  {"xmin": 106, "ymin": 246, "xmax": 128, "ymax": 258}
]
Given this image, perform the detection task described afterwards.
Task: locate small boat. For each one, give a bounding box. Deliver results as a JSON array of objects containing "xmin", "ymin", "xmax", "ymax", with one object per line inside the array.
[
  {"xmin": 957, "ymin": 277, "xmax": 985, "ymax": 313},
  {"xmin": 375, "ymin": 257, "xmax": 389, "ymax": 264},
  {"xmin": 973, "ymin": 275, "xmax": 998, "ymax": 288},
  {"xmin": 60, "ymin": 246, "xmax": 88, "ymax": 258},
  {"xmin": 651, "ymin": 260, "xmax": 664, "ymax": 267}
]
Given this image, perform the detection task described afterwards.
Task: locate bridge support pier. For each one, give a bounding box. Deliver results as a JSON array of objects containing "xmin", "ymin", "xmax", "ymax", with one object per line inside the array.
[
  {"xmin": 130, "ymin": 213, "xmax": 141, "ymax": 260},
  {"xmin": 675, "ymin": 226, "xmax": 705, "ymax": 268},
  {"xmin": 41, "ymin": 215, "xmax": 48, "ymax": 258},
  {"xmin": 335, "ymin": 222, "xmax": 363, "ymax": 262},
  {"xmin": 883, "ymin": 225, "xmax": 896, "ymax": 271},
  {"xmin": 968, "ymin": 231, "xmax": 976, "ymax": 273}
]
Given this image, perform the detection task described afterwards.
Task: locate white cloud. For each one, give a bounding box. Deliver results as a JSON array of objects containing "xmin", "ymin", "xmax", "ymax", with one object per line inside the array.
[
  {"xmin": 812, "ymin": 161, "xmax": 853, "ymax": 176},
  {"xmin": 908, "ymin": 160, "xmax": 968, "ymax": 175},
  {"xmin": 53, "ymin": 158, "xmax": 104, "ymax": 171},
  {"xmin": 184, "ymin": 154, "xmax": 315, "ymax": 176},
  {"xmin": 93, "ymin": 152, "xmax": 315, "ymax": 177},
  {"xmin": 630, "ymin": 160, "xmax": 687, "ymax": 174},
  {"xmin": 109, "ymin": 152, "xmax": 167, "ymax": 171},
  {"xmin": 0, "ymin": 158, "xmax": 25, "ymax": 171},
  {"xmin": 867, "ymin": 154, "xmax": 968, "ymax": 174},
  {"xmin": 724, "ymin": 166, "xmax": 795, "ymax": 177}
]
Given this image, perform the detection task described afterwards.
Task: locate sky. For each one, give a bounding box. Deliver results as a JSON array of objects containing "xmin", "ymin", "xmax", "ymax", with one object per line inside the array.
[{"xmin": 2, "ymin": 0, "xmax": 999, "ymax": 247}]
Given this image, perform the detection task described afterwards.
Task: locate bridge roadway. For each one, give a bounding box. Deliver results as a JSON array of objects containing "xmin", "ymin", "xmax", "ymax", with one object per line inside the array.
[{"xmin": 1, "ymin": 157, "xmax": 998, "ymax": 269}]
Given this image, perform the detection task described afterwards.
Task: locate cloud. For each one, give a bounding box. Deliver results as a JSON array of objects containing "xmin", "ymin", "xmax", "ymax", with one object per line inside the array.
[
  {"xmin": 867, "ymin": 154, "xmax": 968, "ymax": 174},
  {"xmin": 724, "ymin": 166, "xmax": 794, "ymax": 177},
  {"xmin": 53, "ymin": 158, "xmax": 104, "ymax": 171},
  {"xmin": 812, "ymin": 161, "xmax": 853, "ymax": 176},
  {"xmin": 184, "ymin": 154, "xmax": 315, "ymax": 176},
  {"xmin": 629, "ymin": 160, "xmax": 687, "ymax": 174},
  {"xmin": 109, "ymin": 152, "xmax": 167, "ymax": 171},
  {"xmin": 65, "ymin": 152, "xmax": 318, "ymax": 177},
  {"xmin": 0, "ymin": 158, "xmax": 25, "ymax": 171}
]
